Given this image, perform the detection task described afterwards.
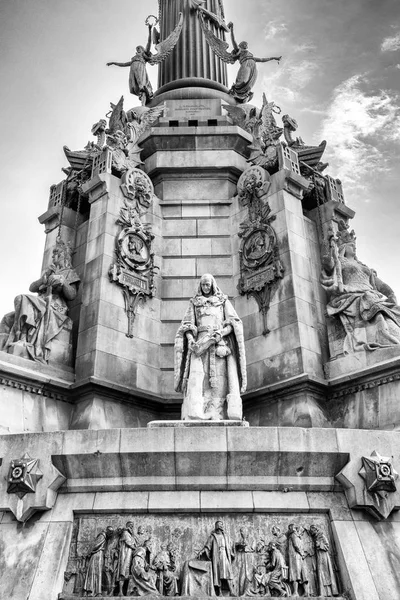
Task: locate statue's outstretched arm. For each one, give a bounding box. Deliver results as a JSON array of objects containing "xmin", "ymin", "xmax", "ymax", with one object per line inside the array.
[
  {"xmin": 146, "ymin": 24, "xmax": 153, "ymax": 54},
  {"xmin": 106, "ymin": 61, "xmax": 131, "ymax": 67},
  {"xmin": 228, "ymin": 22, "xmax": 239, "ymax": 51},
  {"xmin": 254, "ymin": 56, "xmax": 282, "ymax": 63}
]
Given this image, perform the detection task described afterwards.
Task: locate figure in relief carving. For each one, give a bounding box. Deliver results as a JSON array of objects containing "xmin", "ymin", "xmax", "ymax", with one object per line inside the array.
[
  {"xmin": 0, "ymin": 238, "xmax": 80, "ymax": 363},
  {"xmin": 200, "ymin": 17, "xmax": 281, "ymax": 103},
  {"xmin": 174, "ymin": 274, "xmax": 247, "ymax": 421},
  {"xmin": 104, "ymin": 527, "xmax": 122, "ymax": 596},
  {"xmin": 107, "ymin": 14, "xmax": 183, "ymax": 105},
  {"xmin": 83, "ymin": 526, "xmax": 114, "ymax": 597},
  {"xmin": 264, "ymin": 541, "xmax": 291, "ymax": 597},
  {"xmin": 117, "ymin": 522, "xmax": 137, "ymax": 596},
  {"xmin": 236, "ymin": 528, "xmax": 254, "ymax": 596},
  {"xmin": 310, "ymin": 526, "xmax": 339, "ymax": 597},
  {"xmin": 197, "ymin": 520, "xmax": 236, "ymax": 596},
  {"xmin": 287, "ymin": 524, "xmax": 309, "ymax": 597},
  {"xmin": 129, "ymin": 546, "xmax": 160, "ymax": 596},
  {"xmin": 321, "ymin": 220, "xmax": 400, "ymax": 354},
  {"xmin": 152, "ymin": 542, "xmax": 179, "ymax": 596}
]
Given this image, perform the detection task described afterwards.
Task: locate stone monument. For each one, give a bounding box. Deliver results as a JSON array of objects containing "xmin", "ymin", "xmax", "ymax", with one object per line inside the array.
[{"xmin": 0, "ymin": 1, "xmax": 399, "ymax": 599}]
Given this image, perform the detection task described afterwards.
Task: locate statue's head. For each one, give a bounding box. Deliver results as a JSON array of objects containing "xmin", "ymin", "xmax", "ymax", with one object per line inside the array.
[
  {"xmin": 52, "ymin": 238, "xmax": 72, "ymax": 269},
  {"xmin": 337, "ymin": 219, "xmax": 357, "ymax": 259},
  {"xmin": 137, "ymin": 525, "xmax": 146, "ymax": 535},
  {"xmin": 271, "ymin": 525, "xmax": 281, "ymax": 537},
  {"xmin": 126, "ymin": 521, "xmax": 134, "ymax": 532},
  {"xmin": 255, "ymin": 564, "xmax": 266, "ymax": 574},
  {"xmin": 310, "ymin": 525, "xmax": 319, "ymax": 536},
  {"xmin": 288, "ymin": 523, "xmax": 296, "ymax": 533},
  {"xmin": 282, "ymin": 114, "xmax": 298, "ymax": 131},
  {"xmin": 239, "ymin": 41, "xmax": 248, "ymax": 50},
  {"xmin": 339, "ymin": 241, "xmax": 357, "ymax": 259},
  {"xmin": 106, "ymin": 526, "xmax": 114, "ymax": 538},
  {"xmin": 200, "ymin": 273, "xmax": 214, "ymax": 297},
  {"xmin": 136, "ymin": 45, "xmax": 145, "ymax": 54},
  {"xmin": 215, "ymin": 520, "xmax": 224, "ymax": 531}
]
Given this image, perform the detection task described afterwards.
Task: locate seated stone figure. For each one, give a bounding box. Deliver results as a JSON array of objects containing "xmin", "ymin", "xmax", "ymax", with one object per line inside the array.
[
  {"xmin": 0, "ymin": 238, "xmax": 80, "ymax": 365},
  {"xmin": 321, "ymin": 221, "xmax": 400, "ymax": 356}
]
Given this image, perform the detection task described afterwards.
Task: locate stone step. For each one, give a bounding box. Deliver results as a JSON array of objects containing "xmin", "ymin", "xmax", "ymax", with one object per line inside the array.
[{"xmin": 60, "ymin": 596, "xmax": 346, "ymax": 600}]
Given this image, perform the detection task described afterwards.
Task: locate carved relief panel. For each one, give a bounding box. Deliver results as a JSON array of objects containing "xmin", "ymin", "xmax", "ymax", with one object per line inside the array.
[{"xmin": 61, "ymin": 513, "xmax": 341, "ymax": 598}]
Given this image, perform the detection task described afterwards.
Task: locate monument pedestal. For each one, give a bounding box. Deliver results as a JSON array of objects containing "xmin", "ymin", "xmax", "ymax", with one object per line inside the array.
[{"xmin": 148, "ymin": 420, "xmax": 249, "ymax": 428}]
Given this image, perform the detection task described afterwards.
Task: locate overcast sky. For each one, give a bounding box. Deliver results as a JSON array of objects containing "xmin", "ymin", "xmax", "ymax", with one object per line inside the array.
[{"xmin": 0, "ymin": 0, "xmax": 399, "ymax": 318}]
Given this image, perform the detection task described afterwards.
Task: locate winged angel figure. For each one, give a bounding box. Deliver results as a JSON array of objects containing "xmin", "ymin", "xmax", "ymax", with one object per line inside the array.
[
  {"xmin": 105, "ymin": 96, "xmax": 165, "ymax": 172},
  {"xmin": 224, "ymin": 94, "xmax": 283, "ymax": 172},
  {"xmin": 107, "ymin": 13, "xmax": 183, "ymax": 105},
  {"xmin": 200, "ymin": 17, "xmax": 281, "ymax": 103}
]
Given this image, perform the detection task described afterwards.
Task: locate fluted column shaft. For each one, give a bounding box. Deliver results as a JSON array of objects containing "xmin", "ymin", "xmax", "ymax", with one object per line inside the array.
[{"xmin": 158, "ymin": 0, "xmax": 228, "ymax": 88}]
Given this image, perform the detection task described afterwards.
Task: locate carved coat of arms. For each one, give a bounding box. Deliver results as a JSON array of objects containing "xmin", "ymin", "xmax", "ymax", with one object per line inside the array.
[
  {"xmin": 109, "ymin": 168, "xmax": 157, "ymax": 337},
  {"xmin": 237, "ymin": 166, "xmax": 284, "ymax": 334}
]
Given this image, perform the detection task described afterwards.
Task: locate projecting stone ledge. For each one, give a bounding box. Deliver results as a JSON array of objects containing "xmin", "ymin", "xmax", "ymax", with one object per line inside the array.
[
  {"xmin": 59, "ymin": 597, "xmax": 346, "ymax": 600},
  {"xmin": 147, "ymin": 420, "xmax": 249, "ymax": 428}
]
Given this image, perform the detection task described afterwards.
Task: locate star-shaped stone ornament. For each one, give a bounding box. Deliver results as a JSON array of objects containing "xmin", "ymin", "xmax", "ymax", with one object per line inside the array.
[
  {"xmin": 359, "ymin": 451, "xmax": 399, "ymax": 519},
  {"xmin": 359, "ymin": 451, "xmax": 398, "ymax": 494},
  {"xmin": 337, "ymin": 448, "xmax": 400, "ymax": 521},
  {"xmin": 7, "ymin": 453, "xmax": 43, "ymax": 499}
]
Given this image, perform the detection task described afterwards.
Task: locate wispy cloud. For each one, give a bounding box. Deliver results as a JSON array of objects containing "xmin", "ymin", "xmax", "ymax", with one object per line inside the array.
[
  {"xmin": 261, "ymin": 56, "xmax": 319, "ymax": 105},
  {"xmin": 320, "ymin": 74, "xmax": 400, "ymax": 189},
  {"xmin": 381, "ymin": 31, "xmax": 400, "ymax": 52},
  {"xmin": 264, "ymin": 20, "xmax": 288, "ymax": 40}
]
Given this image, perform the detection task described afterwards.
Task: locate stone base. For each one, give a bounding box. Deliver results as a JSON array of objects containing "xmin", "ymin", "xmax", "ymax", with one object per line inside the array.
[
  {"xmin": 325, "ymin": 344, "xmax": 400, "ymax": 379},
  {"xmin": 147, "ymin": 420, "xmax": 250, "ymax": 428},
  {"xmin": 59, "ymin": 597, "xmax": 345, "ymax": 600}
]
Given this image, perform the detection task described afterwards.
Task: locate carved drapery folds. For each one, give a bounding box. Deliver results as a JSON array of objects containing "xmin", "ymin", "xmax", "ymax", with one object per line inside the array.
[
  {"xmin": 61, "ymin": 514, "xmax": 340, "ymax": 598},
  {"xmin": 237, "ymin": 166, "xmax": 284, "ymax": 335},
  {"xmin": 109, "ymin": 169, "xmax": 157, "ymax": 338}
]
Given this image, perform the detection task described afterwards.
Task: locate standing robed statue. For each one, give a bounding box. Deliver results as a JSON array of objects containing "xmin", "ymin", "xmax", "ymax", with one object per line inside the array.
[{"xmin": 174, "ymin": 274, "xmax": 246, "ymax": 421}]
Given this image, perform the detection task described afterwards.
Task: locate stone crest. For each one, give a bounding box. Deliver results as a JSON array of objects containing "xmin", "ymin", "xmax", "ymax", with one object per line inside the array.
[
  {"xmin": 109, "ymin": 168, "xmax": 157, "ymax": 338},
  {"xmin": 238, "ymin": 166, "xmax": 284, "ymax": 335}
]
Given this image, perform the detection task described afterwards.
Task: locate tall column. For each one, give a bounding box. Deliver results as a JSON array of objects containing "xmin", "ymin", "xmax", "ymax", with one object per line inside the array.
[{"xmin": 157, "ymin": 0, "xmax": 228, "ymax": 88}]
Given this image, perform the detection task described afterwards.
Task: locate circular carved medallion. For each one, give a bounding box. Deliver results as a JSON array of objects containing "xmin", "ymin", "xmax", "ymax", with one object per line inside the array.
[
  {"xmin": 242, "ymin": 226, "xmax": 276, "ymax": 269},
  {"xmin": 119, "ymin": 231, "xmax": 151, "ymax": 271}
]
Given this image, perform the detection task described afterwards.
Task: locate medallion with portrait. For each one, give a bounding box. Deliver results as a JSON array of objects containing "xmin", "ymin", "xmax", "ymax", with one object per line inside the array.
[
  {"xmin": 118, "ymin": 230, "xmax": 151, "ymax": 271},
  {"xmin": 242, "ymin": 225, "xmax": 276, "ymax": 269}
]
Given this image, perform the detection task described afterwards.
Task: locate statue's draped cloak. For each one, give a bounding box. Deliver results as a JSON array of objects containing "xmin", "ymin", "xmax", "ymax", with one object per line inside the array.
[{"xmin": 83, "ymin": 531, "xmax": 107, "ymax": 596}]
